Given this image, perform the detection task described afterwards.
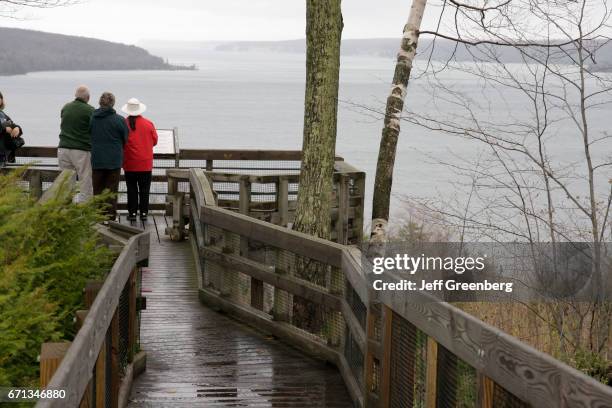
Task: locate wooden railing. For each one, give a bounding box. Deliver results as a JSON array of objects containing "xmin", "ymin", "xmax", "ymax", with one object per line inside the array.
[
  {"xmin": 15, "ymin": 146, "xmax": 344, "ymax": 163},
  {"xmin": 165, "ymin": 161, "xmax": 365, "ymax": 245},
  {"xmin": 23, "ymin": 169, "xmax": 151, "ymax": 408},
  {"xmin": 13, "ymin": 147, "xmax": 351, "ymax": 213},
  {"xmin": 182, "ymin": 168, "xmax": 612, "ymax": 408}
]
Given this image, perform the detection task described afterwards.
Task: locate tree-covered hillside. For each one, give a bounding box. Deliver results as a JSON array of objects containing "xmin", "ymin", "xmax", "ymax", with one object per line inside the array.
[{"xmin": 0, "ymin": 27, "xmax": 193, "ymax": 75}]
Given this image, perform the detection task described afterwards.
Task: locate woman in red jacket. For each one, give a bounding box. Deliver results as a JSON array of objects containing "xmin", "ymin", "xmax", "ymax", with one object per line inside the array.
[{"xmin": 121, "ymin": 98, "xmax": 158, "ymax": 222}]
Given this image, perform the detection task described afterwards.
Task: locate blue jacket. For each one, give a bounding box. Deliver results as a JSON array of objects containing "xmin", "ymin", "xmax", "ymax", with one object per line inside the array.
[{"xmin": 90, "ymin": 108, "xmax": 128, "ymax": 169}]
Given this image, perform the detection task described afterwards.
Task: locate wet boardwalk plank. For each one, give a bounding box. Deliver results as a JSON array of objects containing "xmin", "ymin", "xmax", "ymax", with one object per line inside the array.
[{"xmin": 127, "ymin": 216, "xmax": 353, "ymax": 407}]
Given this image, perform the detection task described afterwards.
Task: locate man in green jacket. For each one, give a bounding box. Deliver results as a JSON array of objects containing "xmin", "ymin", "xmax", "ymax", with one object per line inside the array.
[{"xmin": 58, "ymin": 85, "xmax": 95, "ymax": 201}]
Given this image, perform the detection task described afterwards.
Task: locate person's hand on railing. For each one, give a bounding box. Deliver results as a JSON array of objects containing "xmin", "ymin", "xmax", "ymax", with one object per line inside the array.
[{"xmin": 10, "ymin": 127, "xmax": 21, "ymax": 138}]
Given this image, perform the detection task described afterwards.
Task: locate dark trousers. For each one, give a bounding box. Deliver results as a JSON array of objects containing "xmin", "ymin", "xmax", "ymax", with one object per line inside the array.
[
  {"xmin": 125, "ymin": 171, "xmax": 152, "ymax": 216},
  {"xmin": 92, "ymin": 169, "xmax": 121, "ymax": 220}
]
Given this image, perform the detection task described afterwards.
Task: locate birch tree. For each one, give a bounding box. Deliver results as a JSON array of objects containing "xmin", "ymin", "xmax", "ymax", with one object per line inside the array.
[
  {"xmin": 363, "ymin": 0, "xmax": 612, "ymax": 363},
  {"xmin": 370, "ymin": 0, "xmax": 427, "ymax": 252},
  {"xmin": 293, "ymin": 0, "xmax": 343, "ymax": 241}
]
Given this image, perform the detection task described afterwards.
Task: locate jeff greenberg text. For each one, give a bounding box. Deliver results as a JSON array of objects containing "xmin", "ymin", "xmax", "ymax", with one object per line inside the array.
[{"xmin": 372, "ymin": 279, "xmax": 514, "ymax": 293}]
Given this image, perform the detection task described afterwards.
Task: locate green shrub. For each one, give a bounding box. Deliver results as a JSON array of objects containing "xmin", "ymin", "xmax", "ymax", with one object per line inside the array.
[
  {"xmin": 566, "ymin": 348, "xmax": 611, "ymax": 385},
  {"xmin": 0, "ymin": 169, "xmax": 113, "ymax": 388}
]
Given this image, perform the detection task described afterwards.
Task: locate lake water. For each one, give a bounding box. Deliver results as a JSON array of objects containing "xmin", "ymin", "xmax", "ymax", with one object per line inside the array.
[{"xmin": 1, "ymin": 51, "xmax": 610, "ymax": 229}]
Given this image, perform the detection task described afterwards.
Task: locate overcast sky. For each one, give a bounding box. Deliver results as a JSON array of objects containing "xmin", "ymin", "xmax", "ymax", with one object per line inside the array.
[{"xmin": 0, "ymin": 0, "xmax": 446, "ymax": 44}]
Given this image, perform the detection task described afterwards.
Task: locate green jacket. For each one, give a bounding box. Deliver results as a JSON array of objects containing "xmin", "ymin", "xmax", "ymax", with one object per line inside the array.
[
  {"xmin": 59, "ymin": 99, "xmax": 95, "ymax": 151},
  {"xmin": 90, "ymin": 108, "xmax": 128, "ymax": 170}
]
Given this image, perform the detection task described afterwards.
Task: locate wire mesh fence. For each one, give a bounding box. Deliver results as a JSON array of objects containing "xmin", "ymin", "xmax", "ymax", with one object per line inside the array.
[
  {"xmin": 14, "ymin": 156, "xmax": 58, "ymax": 168},
  {"xmin": 389, "ymin": 313, "xmax": 427, "ymax": 408},
  {"xmin": 104, "ymin": 329, "xmax": 112, "ymax": 408},
  {"xmin": 200, "ymin": 223, "xmax": 350, "ymax": 346},
  {"xmin": 346, "ymin": 280, "xmax": 367, "ymax": 330},
  {"xmin": 382, "ymin": 313, "xmax": 483, "ymax": 408},
  {"xmin": 344, "ymin": 328, "xmax": 365, "ymax": 387},
  {"xmin": 436, "ymin": 345, "xmax": 477, "ymax": 408},
  {"xmin": 493, "ymin": 382, "xmax": 532, "ymax": 408},
  {"xmin": 70, "ymin": 267, "xmax": 143, "ymax": 408},
  {"xmin": 191, "ymin": 159, "xmax": 301, "ymax": 174},
  {"xmin": 371, "ymin": 302, "xmax": 382, "ymax": 343},
  {"xmin": 118, "ymin": 284, "xmax": 130, "ymax": 377}
]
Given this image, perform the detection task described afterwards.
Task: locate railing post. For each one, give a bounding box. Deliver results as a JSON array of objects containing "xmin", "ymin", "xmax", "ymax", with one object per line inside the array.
[
  {"xmin": 220, "ymin": 229, "xmax": 234, "ymax": 297},
  {"xmin": 336, "ymin": 174, "xmax": 350, "ymax": 244},
  {"xmin": 40, "ymin": 342, "xmax": 71, "ymax": 389},
  {"xmin": 240, "ymin": 177, "xmax": 264, "ymax": 310},
  {"xmin": 364, "ymin": 301, "xmax": 382, "ymax": 408},
  {"xmin": 353, "ymin": 173, "xmax": 366, "ymax": 244},
  {"xmin": 30, "ymin": 170, "xmax": 43, "ymax": 199},
  {"xmin": 75, "ymin": 310, "xmax": 88, "ymax": 329},
  {"xmin": 173, "ymin": 127, "xmax": 180, "ymax": 168},
  {"xmin": 379, "ymin": 305, "xmax": 393, "ymax": 408},
  {"xmin": 166, "ymin": 175, "xmax": 177, "ymax": 216},
  {"xmin": 205, "ymin": 159, "xmax": 213, "ymax": 171},
  {"xmin": 328, "ymin": 266, "xmax": 344, "ymax": 347},
  {"xmin": 169, "ymin": 192, "xmax": 185, "ymax": 241},
  {"xmin": 238, "ymin": 177, "xmax": 251, "ymax": 225},
  {"xmin": 84, "ymin": 281, "xmax": 103, "ymax": 308},
  {"xmin": 273, "ymin": 249, "xmax": 293, "ymax": 323},
  {"xmin": 477, "ymin": 374, "xmax": 495, "ymax": 408},
  {"xmin": 277, "ymin": 176, "xmax": 289, "ymax": 227},
  {"xmin": 425, "ymin": 337, "xmax": 438, "ymax": 408}
]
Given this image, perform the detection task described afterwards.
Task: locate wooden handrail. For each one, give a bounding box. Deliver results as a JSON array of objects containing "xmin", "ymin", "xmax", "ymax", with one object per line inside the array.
[
  {"xmin": 187, "ymin": 170, "xmax": 612, "ymax": 408},
  {"xmin": 201, "ymin": 246, "xmax": 343, "ymax": 310},
  {"xmin": 176, "ymin": 148, "xmax": 344, "ymax": 161},
  {"xmin": 16, "ymin": 146, "xmax": 344, "ymax": 162},
  {"xmin": 198, "ymin": 170, "xmax": 361, "ymax": 184},
  {"xmin": 201, "ymin": 205, "xmax": 345, "ymax": 267},
  {"xmin": 189, "ymin": 168, "xmax": 216, "ymax": 208},
  {"xmin": 376, "ymin": 269, "xmax": 612, "ymax": 407},
  {"xmin": 190, "ymin": 165, "xmax": 345, "ymax": 265},
  {"xmin": 36, "ymin": 229, "xmax": 149, "ymax": 408}
]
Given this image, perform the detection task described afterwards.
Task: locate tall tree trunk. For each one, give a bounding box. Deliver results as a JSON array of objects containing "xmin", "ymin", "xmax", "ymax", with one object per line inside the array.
[
  {"xmin": 292, "ymin": 0, "xmax": 342, "ymax": 335},
  {"xmin": 293, "ymin": 0, "xmax": 343, "ymax": 241},
  {"xmin": 370, "ymin": 0, "xmax": 427, "ymax": 250}
]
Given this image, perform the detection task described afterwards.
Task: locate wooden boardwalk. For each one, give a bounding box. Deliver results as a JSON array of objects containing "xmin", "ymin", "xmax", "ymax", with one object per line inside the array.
[{"xmin": 127, "ymin": 216, "xmax": 353, "ymax": 407}]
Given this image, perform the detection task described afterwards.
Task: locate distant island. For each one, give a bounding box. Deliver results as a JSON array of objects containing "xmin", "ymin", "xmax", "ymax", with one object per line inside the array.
[
  {"xmin": 214, "ymin": 38, "xmax": 612, "ymax": 72},
  {"xmin": 0, "ymin": 27, "xmax": 196, "ymax": 76}
]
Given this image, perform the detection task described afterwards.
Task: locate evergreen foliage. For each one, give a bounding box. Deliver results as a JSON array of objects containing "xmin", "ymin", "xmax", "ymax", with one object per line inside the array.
[{"xmin": 0, "ymin": 169, "xmax": 113, "ymax": 388}]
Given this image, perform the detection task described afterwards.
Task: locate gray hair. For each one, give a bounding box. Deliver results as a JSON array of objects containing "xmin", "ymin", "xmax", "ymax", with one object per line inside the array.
[
  {"xmin": 99, "ymin": 92, "xmax": 115, "ymax": 108},
  {"xmin": 74, "ymin": 85, "xmax": 90, "ymax": 102},
  {"xmin": 0, "ymin": 91, "xmax": 4, "ymax": 110}
]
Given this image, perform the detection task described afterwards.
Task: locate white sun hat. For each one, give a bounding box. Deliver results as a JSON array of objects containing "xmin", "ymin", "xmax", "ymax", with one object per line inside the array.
[{"xmin": 121, "ymin": 98, "xmax": 147, "ymax": 116}]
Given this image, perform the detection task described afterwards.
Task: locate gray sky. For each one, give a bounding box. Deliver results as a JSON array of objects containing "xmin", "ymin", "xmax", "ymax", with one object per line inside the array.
[{"xmin": 0, "ymin": 0, "xmax": 445, "ymax": 44}]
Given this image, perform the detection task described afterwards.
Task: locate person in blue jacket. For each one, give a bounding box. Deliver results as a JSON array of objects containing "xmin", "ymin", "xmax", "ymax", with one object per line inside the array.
[{"xmin": 90, "ymin": 92, "xmax": 128, "ymax": 221}]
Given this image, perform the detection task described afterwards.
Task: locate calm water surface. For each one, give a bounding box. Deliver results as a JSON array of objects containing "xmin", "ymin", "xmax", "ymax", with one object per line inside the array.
[{"xmin": 2, "ymin": 51, "xmax": 609, "ymax": 223}]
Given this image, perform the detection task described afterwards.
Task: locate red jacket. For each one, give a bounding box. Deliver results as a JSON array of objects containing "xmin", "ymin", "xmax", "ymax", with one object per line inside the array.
[{"xmin": 123, "ymin": 116, "xmax": 158, "ymax": 172}]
